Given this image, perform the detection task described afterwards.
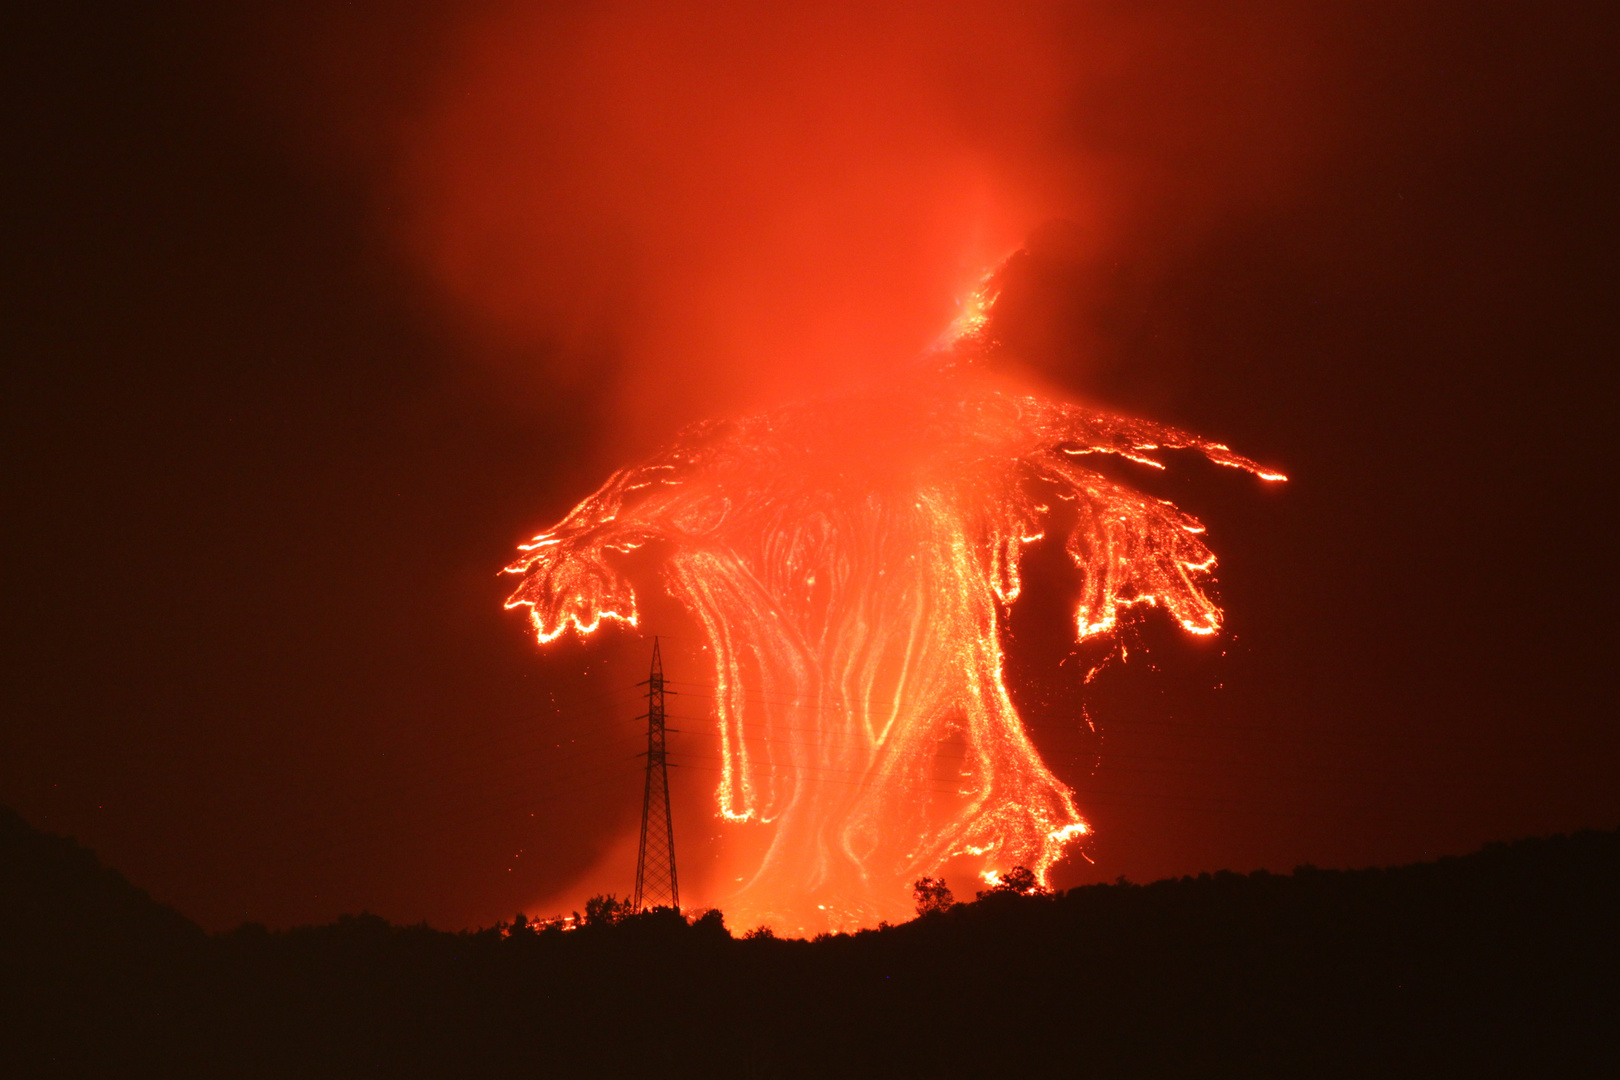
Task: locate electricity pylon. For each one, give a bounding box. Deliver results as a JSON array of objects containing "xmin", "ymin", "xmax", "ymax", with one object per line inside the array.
[{"xmin": 631, "ymin": 637, "xmax": 679, "ymax": 912}]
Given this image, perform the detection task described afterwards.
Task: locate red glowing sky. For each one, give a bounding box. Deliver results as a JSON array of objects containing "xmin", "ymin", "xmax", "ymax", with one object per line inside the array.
[{"xmin": 2, "ymin": 2, "xmax": 1615, "ymax": 932}]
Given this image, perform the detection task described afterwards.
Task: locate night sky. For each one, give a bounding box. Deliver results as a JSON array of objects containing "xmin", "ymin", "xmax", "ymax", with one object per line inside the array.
[{"xmin": 4, "ymin": 2, "xmax": 1616, "ymax": 933}]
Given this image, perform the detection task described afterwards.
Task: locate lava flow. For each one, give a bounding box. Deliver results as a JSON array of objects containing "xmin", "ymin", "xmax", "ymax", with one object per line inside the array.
[{"xmin": 505, "ymin": 273, "xmax": 1284, "ymax": 933}]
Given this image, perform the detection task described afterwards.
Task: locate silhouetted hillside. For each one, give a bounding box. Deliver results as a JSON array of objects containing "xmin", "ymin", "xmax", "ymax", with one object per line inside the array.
[
  {"xmin": 0, "ymin": 806, "xmax": 203, "ymax": 951},
  {"xmin": 0, "ymin": 806, "xmax": 207, "ymax": 1075},
  {"xmin": 2, "ymin": 804, "xmax": 1616, "ymax": 1077}
]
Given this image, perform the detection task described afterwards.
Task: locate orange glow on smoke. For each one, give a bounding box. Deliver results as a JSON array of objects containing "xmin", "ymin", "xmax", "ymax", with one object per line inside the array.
[
  {"xmin": 505, "ymin": 276, "xmax": 1283, "ymax": 933},
  {"xmin": 387, "ymin": 3, "xmax": 1329, "ymax": 432}
]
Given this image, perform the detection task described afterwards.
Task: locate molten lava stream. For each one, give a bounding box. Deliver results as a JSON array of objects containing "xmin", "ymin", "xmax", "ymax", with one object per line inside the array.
[{"xmin": 505, "ymin": 288, "xmax": 1282, "ymax": 934}]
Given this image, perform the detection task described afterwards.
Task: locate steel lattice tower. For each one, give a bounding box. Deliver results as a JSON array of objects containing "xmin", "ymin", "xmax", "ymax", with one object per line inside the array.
[{"xmin": 631, "ymin": 637, "xmax": 679, "ymax": 912}]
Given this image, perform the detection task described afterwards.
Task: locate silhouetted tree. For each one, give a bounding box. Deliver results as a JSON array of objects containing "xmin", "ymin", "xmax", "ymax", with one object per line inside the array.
[
  {"xmin": 688, "ymin": 908, "xmax": 728, "ymax": 937},
  {"xmin": 913, "ymin": 876, "xmax": 955, "ymax": 915},
  {"xmin": 583, "ymin": 893, "xmax": 627, "ymax": 927},
  {"xmin": 976, "ymin": 864, "xmax": 1045, "ymax": 898}
]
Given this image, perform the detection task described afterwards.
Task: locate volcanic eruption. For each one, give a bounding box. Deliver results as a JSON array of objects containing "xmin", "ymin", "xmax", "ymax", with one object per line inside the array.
[{"xmin": 505, "ymin": 260, "xmax": 1284, "ymax": 932}]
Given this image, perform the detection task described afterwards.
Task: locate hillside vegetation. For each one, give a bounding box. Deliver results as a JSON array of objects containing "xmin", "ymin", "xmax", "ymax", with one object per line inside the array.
[{"xmin": 3, "ymin": 805, "xmax": 1616, "ymax": 1077}]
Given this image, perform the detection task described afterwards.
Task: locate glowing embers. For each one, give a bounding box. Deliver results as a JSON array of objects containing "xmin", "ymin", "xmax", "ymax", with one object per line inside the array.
[{"xmin": 505, "ymin": 371, "xmax": 1281, "ymax": 932}]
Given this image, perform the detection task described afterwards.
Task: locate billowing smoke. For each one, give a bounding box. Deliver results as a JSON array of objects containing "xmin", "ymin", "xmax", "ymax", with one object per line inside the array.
[{"xmin": 261, "ymin": 2, "xmax": 1332, "ymax": 439}]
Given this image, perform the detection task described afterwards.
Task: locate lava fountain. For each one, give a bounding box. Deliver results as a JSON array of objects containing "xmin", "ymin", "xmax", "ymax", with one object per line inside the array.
[{"xmin": 505, "ymin": 274, "xmax": 1284, "ymax": 933}]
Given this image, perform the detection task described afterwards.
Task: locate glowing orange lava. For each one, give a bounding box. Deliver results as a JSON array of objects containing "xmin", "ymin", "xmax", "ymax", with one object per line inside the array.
[{"xmin": 506, "ymin": 280, "xmax": 1282, "ymax": 933}]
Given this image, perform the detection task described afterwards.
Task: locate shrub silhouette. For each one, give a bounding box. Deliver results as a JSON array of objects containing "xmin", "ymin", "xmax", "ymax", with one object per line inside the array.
[
  {"xmin": 582, "ymin": 893, "xmax": 628, "ymax": 927},
  {"xmin": 3, "ymin": 804, "xmax": 1617, "ymax": 1077},
  {"xmin": 913, "ymin": 876, "xmax": 955, "ymax": 915},
  {"xmin": 975, "ymin": 864, "xmax": 1045, "ymax": 898}
]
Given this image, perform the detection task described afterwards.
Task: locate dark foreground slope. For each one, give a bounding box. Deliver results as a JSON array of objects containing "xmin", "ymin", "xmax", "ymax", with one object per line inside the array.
[{"xmin": 3, "ymin": 807, "xmax": 1616, "ymax": 1079}]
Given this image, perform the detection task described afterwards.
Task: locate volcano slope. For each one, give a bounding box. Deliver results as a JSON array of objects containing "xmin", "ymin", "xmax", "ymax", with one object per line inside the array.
[{"xmin": 3, "ymin": 805, "xmax": 1616, "ymax": 1077}]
